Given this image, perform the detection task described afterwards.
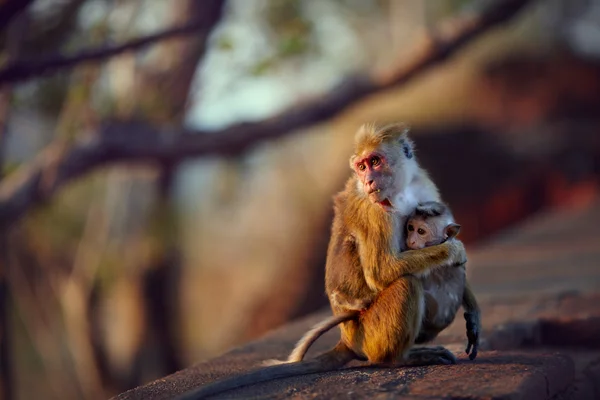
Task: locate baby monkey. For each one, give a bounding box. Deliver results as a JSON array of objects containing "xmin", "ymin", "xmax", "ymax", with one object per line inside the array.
[{"xmin": 407, "ymin": 201, "xmax": 480, "ymax": 358}]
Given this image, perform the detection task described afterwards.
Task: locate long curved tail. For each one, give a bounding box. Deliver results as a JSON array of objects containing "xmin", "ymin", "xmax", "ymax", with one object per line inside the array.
[
  {"xmin": 177, "ymin": 341, "xmax": 356, "ymax": 399},
  {"xmin": 286, "ymin": 311, "xmax": 358, "ymax": 362},
  {"xmin": 262, "ymin": 311, "xmax": 358, "ymax": 366}
]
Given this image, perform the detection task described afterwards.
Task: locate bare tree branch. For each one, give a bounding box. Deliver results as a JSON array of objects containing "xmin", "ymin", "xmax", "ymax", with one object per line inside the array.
[
  {"xmin": 0, "ymin": 0, "xmax": 534, "ymax": 229},
  {"xmin": 0, "ymin": 0, "xmax": 226, "ymax": 85},
  {"xmin": 0, "ymin": 0, "xmax": 34, "ymax": 31},
  {"xmin": 0, "ymin": 11, "xmax": 29, "ymax": 399}
]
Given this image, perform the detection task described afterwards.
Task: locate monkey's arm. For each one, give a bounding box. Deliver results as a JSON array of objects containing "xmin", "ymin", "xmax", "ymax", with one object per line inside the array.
[
  {"xmin": 325, "ymin": 219, "xmax": 373, "ymax": 314},
  {"xmin": 371, "ymin": 239, "xmax": 467, "ymax": 289},
  {"xmin": 462, "ymin": 280, "xmax": 481, "ymax": 360}
]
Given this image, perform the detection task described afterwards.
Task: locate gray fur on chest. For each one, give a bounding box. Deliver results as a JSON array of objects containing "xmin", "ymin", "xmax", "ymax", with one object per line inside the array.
[{"xmin": 420, "ymin": 265, "xmax": 466, "ymax": 330}]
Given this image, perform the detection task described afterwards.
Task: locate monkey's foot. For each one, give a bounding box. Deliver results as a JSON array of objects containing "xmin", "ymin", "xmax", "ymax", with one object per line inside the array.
[{"xmin": 405, "ymin": 346, "xmax": 457, "ymax": 366}]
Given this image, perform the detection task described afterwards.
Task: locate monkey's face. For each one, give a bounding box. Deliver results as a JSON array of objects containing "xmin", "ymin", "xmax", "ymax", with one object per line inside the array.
[
  {"xmin": 406, "ymin": 217, "xmax": 461, "ymax": 249},
  {"xmin": 406, "ymin": 218, "xmax": 440, "ymax": 249},
  {"xmin": 351, "ymin": 150, "xmax": 395, "ymax": 209}
]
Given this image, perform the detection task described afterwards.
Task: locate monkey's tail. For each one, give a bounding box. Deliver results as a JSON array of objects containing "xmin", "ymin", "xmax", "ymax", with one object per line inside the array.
[
  {"xmin": 262, "ymin": 311, "xmax": 358, "ymax": 366},
  {"xmin": 287, "ymin": 311, "xmax": 358, "ymax": 363},
  {"xmin": 177, "ymin": 341, "xmax": 356, "ymax": 400}
]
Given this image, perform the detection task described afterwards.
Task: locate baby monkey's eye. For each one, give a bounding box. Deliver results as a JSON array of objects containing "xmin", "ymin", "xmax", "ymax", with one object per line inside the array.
[
  {"xmin": 371, "ymin": 156, "xmax": 381, "ymax": 166},
  {"xmin": 407, "ymin": 224, "xmax": 414, "ymax": 232},
  {"xmin": 358, "ymin": 164, "xmax": 366, "ymax": 171},
  {"xmin": 417, "ymin": 228, "xmax": 426, "ymax": 235}
]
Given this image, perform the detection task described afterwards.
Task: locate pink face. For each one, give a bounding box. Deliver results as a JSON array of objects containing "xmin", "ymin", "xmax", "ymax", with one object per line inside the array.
[
  {"xmin": 352, "ymin": 151, "xmax": 394, "ymax": 209},
  {"xmin": 406, "ymin": 219, "xmax": 437, "ymax": 250},
  {"xmin": 405, "ymin": 218, "xmax": 460, "ymax": 250}
]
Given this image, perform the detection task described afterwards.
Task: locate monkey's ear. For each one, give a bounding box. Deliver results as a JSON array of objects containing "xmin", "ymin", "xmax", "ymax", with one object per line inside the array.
[
  {"xmin": 402, "ymin": 141, "xmax": 413, "ymax": 159},
  {"xmin": 349, "ymin": 155, "xmax": 357, "ymax": 170},
  {"xmin": 398, "ymin": 126, "xmax": 413, "ymax": 159},
  {"xmin": 445, "ymin": 223, "xmax": 461, "ymax": 239}
]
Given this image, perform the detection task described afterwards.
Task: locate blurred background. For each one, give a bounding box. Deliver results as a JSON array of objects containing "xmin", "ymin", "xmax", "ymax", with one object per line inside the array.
[{"xmin": 0, "ymin": 0, "xmax": 599, "ymax": 399}]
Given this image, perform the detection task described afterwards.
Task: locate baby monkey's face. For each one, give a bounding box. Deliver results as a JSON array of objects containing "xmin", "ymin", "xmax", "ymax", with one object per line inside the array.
[
  {"xmin": 406, "ymin": 216, "xmax": 461, "ymax": 250},
  {"xmin": 406, "ymin": 218, "xmax": 442, "ymax": 250}
]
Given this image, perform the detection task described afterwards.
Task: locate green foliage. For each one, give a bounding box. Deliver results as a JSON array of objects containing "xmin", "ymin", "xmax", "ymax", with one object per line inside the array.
[
  {"xmin": 23, "ymin": 172, "xmax": 104, "ymax": 255},
  {"xmin": 277, "ymin": 34, "xmax": 310, "ymax": 58},
  {"xmin": 95, "ymin": 254, "xmax": 125, "ymax": 291},
  {"xmin": 2, "ymin": 161, "xmax": 21, "ymax": 177},
  {"xmin": 267, "ymin": 0, "xmax": 312, "ymax": 56},
  {"xmin": 426, "ymin": 0, "xmax": 476, "ymax": 24},
  {"xmin": 250, "ymin": 58, "xmax": 276, "ymax": 76},
  {"xmin": 216, "ymin": 35, "xmax": 235, "ymax": 51},
  {"xmin": 16, "ymin": 74, "xmax": 70, "ymax": 117},
  {"xmin": 265, "ymin": 0, "xmax": 305, "ymax": 32},
  {"xmin": 245, "ymin": 0, "xmax": 314, "ymax": 75},
  {"xmin": 147, "ymin": 199, "xmax": 180, "ymax": 251}
]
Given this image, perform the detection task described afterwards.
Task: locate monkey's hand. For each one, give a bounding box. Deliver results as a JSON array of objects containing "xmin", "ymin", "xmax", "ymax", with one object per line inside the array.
[
  {"xmin": 464, "ymin": 311, "xmax": 480, "ymax": 360},
  {"xmin": 448, "ymin": 239, "xmax": 468, "ymax": 266}
]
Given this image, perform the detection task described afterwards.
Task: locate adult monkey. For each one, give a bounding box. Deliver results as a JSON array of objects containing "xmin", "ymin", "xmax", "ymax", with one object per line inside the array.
[
  {"xmin": 178, "ymin": 123, "xmax": 469, "ymax": 400},
  {"xmin": 323, "ymin": 122, "xmax": 469, "ymax": 365}
]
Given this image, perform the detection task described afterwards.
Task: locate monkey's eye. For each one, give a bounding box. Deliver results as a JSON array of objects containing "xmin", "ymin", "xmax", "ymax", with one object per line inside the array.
[
  {"xmin": 407, "ymin": 224, "xmax": 414, "ymax": 232},
  {"xmin": 417, "ymin": 228, "xmax": 426, "ymax": 235},
  {"xmin": 371, "ymin": 156, "xmax": 381, "ymax": 166},
  {"xmin": 357, "ymin": 164, "xmax": 366, "ymax": 171}
]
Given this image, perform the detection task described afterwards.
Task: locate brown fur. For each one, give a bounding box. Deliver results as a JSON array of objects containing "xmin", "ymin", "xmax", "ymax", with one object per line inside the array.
[
  {"xmin": 177, "ymin": 123, "xmax": 469, "ymax": 400},
  {"xmin": 353, "ymin": 122, "xmax": 411, "ymax": 155}
]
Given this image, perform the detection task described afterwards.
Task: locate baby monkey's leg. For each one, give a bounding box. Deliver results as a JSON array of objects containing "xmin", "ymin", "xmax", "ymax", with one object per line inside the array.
[{"xmin": 462, "ymin": 281, "xmax": 481, "ymax": 360}]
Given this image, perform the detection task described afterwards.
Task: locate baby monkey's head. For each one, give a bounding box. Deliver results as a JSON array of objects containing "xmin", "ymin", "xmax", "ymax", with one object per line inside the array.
[{"xmin": 406, "ymin": 201, "xmax": 461, "ymax": 250}]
